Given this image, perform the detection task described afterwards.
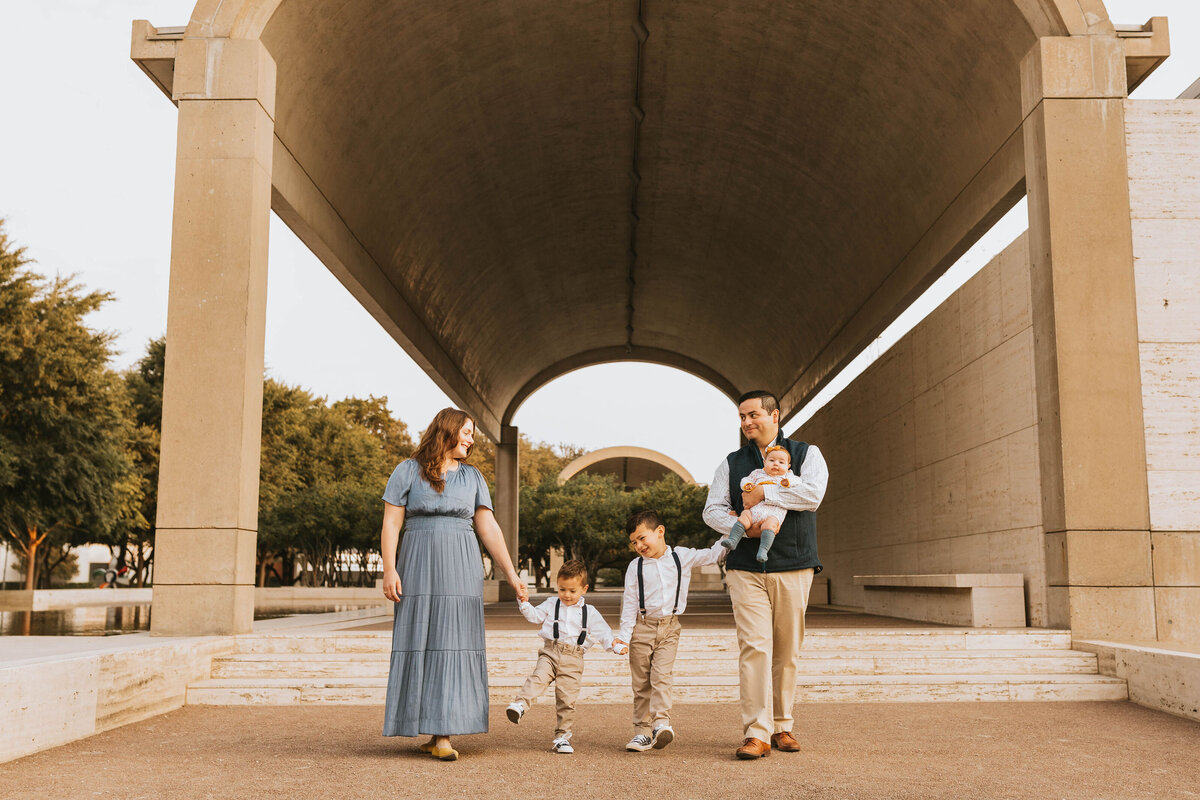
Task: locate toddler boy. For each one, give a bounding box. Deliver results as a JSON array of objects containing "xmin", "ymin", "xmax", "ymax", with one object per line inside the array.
[
  {"xmin": 506, "ymin": 559, "xmax": 616, "ymax": 754},
  {"xmin": 613, "ymin": 510, "xmax": 727, "ymax": 752}
]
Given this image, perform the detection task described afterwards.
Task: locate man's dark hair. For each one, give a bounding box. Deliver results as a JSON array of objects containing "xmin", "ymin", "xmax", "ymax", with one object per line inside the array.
[
  {"xmin": 557, "ymin": 559, "xmax": 588, "ymax": 585},
  {"xmin": 625, "ymin": 509, "xmax": 663, "ymax": 535},
  {"xmin": 737, "ymin": 390, "xmax": 779, "ymax": 414}
]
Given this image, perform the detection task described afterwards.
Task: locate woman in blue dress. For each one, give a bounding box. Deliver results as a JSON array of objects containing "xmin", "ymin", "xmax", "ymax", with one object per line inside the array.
[{"xmin": 379, "ymin": 407, "xmax": 528, "ymax": 760}]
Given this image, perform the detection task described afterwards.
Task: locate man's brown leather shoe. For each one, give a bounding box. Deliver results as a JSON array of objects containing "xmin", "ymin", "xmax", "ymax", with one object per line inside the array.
[
  {"xmin": 735, "ymin": 737, "xmax": 770, "ymax": 759},
  {"xmin": 771, "ymin": 731, "xmax": 801, "ymax": 752}
]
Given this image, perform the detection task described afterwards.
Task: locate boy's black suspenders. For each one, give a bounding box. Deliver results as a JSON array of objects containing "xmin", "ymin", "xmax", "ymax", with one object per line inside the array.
[
  {"xmin": 553, "ymin": 599, "xmax": 588, "ymax": 646},
  {"xmin": 637, "ymin": 549, "xmax": 683, "ymax": 616}
]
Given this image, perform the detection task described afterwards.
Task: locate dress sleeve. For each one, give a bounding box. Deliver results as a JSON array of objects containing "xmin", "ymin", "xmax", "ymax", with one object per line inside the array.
[
  {"xmin": 382, "ymin": 460, "xmax": 416, "ymax": 507},
  {"xmin": 472, "ymin": 466, "xmax": 494, "ymax": 511}
]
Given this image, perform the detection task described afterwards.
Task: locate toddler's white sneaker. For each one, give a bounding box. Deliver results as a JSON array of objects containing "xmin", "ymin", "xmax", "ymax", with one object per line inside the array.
[
  {"xmin": 505, "ymin": 701, "xmax": 525, "ymax": 724},
  {"xmin": 652, "ymin": 724, "xmax": 675, "ymax": 749},
  {"xmin": 626, "ymin": 734, "xmax": 653, "ymax": 752}
]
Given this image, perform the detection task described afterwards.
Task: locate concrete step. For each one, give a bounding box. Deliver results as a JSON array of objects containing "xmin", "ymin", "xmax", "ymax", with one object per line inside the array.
[
  {"xmin": 209, "ymin": 649, "xmax": 1101, "ymax": 679},
  {"xmin": 231, "ymin": 629, "xmax": 1075, "ymax": 654},
  {"xmin": 187, "ymin": 673, "xmax": 1128, "ymax": 706}
]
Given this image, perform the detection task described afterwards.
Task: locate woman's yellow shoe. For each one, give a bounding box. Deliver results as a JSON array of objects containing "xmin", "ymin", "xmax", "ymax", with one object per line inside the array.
[
  {"xmin": 418, "ymin": 737, "xmax": 436, "ymax": 753},
  {"xmin": 429, "ymin": 743, "xmax": 458, "ymax": 761}
]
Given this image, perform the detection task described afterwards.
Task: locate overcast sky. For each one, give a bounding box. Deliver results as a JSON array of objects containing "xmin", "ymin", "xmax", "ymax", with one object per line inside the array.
[{"xmin": 1, "ymin": 1, "xmax": 1197, "ymax": 484}]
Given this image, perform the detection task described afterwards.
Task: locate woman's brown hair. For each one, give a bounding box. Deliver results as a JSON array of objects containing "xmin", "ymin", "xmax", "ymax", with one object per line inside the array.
[{"xmin": 411, "ymin": 407, "xmax": 473, "ymax": 493}]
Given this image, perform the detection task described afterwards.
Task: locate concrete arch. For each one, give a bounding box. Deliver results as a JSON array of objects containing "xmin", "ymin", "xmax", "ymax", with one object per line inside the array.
[
  {"xmin": 558, "ymin": 446, "xmax": 696, "ymax": 487},
  {"xmin": 184, "ymin": 0, "xmax": 1111, "ymax": 42},
  {"xmin": 501, "ymin": 346, "xmax": 739, "ymax": 428},
  {"xmin": 142, "ymin": 0, "xmax": 1159, "ymax": 636},
  {"xmin": 171, "ymin": 0, "xmax": 1119, "ymax": 438}
]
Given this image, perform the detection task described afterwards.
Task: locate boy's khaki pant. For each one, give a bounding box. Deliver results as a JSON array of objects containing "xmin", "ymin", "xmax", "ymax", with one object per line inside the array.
[
  {"xmin": 628, "ymin": 615, "xmax": 682, "ymax": 734},
  {"xmin": 515, "ymin": 640, "xmax": 586, "ymax": 736},
  {"xmin": 726, "ymin": 567, "xmax": 815, "ymax": 743}
]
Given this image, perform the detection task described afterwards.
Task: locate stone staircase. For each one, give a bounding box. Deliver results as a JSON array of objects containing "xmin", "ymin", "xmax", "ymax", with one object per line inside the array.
[{"xmin": 186, "ymin": 628, "xmax": 1128, "ymax": 705}]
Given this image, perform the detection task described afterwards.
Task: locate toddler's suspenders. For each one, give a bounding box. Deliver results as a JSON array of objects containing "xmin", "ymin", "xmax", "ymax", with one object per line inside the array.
[
  {"xmin": 637, "ymin": 550, "xmax": 683, "ymax": 616},
  {"xmin": 553, "ymin": 599, "xmax": 588, "ymax": 646}
]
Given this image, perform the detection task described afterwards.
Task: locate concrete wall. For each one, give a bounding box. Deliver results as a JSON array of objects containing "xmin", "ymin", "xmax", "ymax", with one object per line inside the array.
[
  {"xmin": 1, "ymin": 636, "xmax": 233, "ymax": 763},
  {"xmin": 796, "ymin": 235, "xmax": 1046, "ymax": 624},
  {"xmin": 1126, "ymin": 100, "xmax": 1200, "ymax": 645}
]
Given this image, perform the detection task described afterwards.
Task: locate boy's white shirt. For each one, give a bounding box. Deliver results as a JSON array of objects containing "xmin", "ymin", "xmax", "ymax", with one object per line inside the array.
[
  {"xmin": 617, "ymin": 541, "xmax": 726, "ymax": 644},
  {"xmin": 517, "ymin": 596, "xmax": 615, "ymax": 652}
]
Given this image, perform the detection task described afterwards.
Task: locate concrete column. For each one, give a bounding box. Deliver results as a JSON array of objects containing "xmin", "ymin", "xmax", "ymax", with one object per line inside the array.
[
  {"xmin": 1021, "ymin": 37, "xmax": 1155, "ymax": 639},
  {"xmin": 495, "ymin": 425, "xmax": 520, "ymax": 564},
  {"xmin": 151, "ymin": 38, "xmax": 277, "ymax": 636}
]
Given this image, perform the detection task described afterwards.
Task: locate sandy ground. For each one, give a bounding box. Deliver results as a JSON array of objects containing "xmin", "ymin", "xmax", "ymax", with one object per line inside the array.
[{"xmin": 4, "ymin": 701, "xmax": 1198, "ymax": 800}]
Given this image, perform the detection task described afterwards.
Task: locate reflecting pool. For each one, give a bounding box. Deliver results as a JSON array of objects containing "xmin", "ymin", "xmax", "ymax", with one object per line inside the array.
[{"xmin": 0, "ymin": 604, "xmax": 380, "ymax": 636}]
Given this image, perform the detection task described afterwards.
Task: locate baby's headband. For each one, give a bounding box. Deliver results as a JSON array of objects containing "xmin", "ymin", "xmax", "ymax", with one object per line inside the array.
[{"xmin": 765, "ymin": 445, "xmax": 789, "ymax": 456}]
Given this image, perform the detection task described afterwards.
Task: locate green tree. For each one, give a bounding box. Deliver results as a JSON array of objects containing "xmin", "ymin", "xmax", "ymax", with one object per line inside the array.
[
  {"xmin": 256, "ymin": 381, "xmax": 391, "ymax": 586},
  {"xmin": 333, "ymin": 395, "xmax": 414, "ymax": 467},
  {"xmin": 520, "ymin": 473, "xmax": 633, "ymax": 584},
  {"xmin": 466, "ymin": 431, "xmax": 584, "ymax": 491},
  {"xmin": 116, "ymin": 337, "xmax": 166, "ymax": 585},
  {"xmin": 630, "ymin": 474, "xmax": 715, "ymax": 549},
  {"xmin": 0, "ymin": 222, "xmax": 138, "ymax": 589}
]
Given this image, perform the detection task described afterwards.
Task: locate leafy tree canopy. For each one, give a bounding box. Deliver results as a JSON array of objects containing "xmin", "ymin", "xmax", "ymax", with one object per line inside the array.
[{"xmin": 0, "ymin": 221, "xmax": 138, "ymax": 588}]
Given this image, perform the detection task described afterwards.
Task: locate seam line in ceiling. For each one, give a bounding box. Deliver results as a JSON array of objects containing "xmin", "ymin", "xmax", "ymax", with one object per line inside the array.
[{"xmin": 625, "ymin": 0, "xmax": 649, "ymax": 353}]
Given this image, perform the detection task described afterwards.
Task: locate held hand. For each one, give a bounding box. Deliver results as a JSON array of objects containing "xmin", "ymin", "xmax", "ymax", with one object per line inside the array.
[
  {"xmin": 382, "ymin": 568, "xmax": 402, "ymax": 602},
  {"xmin": 509, "ymin": 574, "xmax": 529, "ymax": 603},
  {"xmin": 612, "ymin": 639, "xmax": 628, "ymax": 655},
  {"xmin": 742, "ymin": 485, "xmax": 766, "ymax": 509}
]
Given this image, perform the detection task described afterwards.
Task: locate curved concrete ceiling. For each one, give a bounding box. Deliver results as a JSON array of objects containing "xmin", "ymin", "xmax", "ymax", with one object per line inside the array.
[
  {"xmin": 190, "ymin": 0, "xmax": 1113, "ymax": 436},
  {"xmin": 558, "ymin": 446, "xmax": 696, "ymax": 487}
]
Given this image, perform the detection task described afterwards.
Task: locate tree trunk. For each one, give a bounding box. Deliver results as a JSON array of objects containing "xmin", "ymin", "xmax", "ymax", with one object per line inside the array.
[{"xmin": 23, "ymin": 527, "xmax": 46, "ymax": 591}]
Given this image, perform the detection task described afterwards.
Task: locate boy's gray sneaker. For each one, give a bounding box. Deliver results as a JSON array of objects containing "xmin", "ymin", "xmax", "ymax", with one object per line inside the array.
[
  {"xmin": 626, "ymin": 734, "xmax": 653, "ymax": 752},
  {"xmin": 505, "ymin": 701, "xmax": 525, "ymax": 724},
  {"xmin": 552, "ymin": 735, "xmax": 574, "ymax": 754},
  {"xmin": 652, "ymin": 725, "xmax": 675, "ymax": 749}
]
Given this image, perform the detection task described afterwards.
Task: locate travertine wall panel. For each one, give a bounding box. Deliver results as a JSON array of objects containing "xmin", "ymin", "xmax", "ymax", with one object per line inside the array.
[
  {"xmin": 797, "ymin": 235, "xmax": 1046, "ymax": 624},
  {"xmin": 1127, "ymin": 100, "xmax": 1200, "ymax": 643}
]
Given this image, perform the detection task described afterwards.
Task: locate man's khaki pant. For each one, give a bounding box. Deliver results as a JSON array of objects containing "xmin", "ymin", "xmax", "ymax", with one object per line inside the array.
[
  {"xmin": 726, "ymin": 568, "xmax": 815, "ymax": 742},
  {"xmin": 628, "ymin": 615, "xmax": 682, "ymax": 734},
  {"xmin": 515, "ymin": 640, "xmax": 586, "ymax": 736}
]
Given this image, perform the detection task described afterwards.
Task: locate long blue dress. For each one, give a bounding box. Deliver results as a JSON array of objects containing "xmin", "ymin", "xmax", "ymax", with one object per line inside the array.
[{"xmin": 381, "ymin": 459, "xmax": 492, "ymax": 737}]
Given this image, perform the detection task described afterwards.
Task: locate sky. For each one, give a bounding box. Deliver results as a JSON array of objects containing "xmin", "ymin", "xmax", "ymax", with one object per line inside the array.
[{"xmin": 1, "ymin": 1, "xmax": 1197, "ymax": 484}]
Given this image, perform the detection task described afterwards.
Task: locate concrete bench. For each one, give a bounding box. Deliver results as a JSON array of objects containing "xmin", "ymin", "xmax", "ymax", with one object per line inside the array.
[{"xmin": 852, "ymin": 574, "xmax": 1026, "ymax": 627}]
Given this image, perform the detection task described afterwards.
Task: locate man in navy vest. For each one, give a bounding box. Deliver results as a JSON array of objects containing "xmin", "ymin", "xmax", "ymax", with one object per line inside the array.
[{"xmin": 703, "ymin": 390, "xmax": 828, "ymax": 760}]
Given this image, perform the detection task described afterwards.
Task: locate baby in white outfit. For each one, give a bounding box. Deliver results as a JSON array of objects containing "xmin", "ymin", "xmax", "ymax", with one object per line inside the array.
[{"xmin": 719, "ymin": 445, "xmax": 796, "ymax": 562}]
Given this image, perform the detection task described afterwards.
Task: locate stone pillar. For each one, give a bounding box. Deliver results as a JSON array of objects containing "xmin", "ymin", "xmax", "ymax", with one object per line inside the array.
[
  {"xmin": 1021, "ymin": 37, "xmax": 1155, "ymax": 639},
  {"xmin": 494, "ymin": 425, "xmax": 520, "ymax": 599},
  {"xmin": 548, "ymin": 547, "xmax": 565, "ymax": 588},
  {"xmin": 151, "ymin": 38, "xmax": 277, "ymax": 636}
]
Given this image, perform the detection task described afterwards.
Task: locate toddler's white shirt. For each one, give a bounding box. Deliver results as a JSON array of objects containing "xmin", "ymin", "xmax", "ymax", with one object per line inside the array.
[{"xmin": 518, "ymin": 596, "xmax": 615, "ymax": 651}]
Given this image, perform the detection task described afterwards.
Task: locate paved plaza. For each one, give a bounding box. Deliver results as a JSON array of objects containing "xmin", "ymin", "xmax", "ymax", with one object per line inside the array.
[{"xmin": 3, "ymin": 701, "xmax": 1196, "ymax": 800}]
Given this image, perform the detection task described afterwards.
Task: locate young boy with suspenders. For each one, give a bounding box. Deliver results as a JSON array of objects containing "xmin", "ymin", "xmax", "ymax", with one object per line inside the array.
[
  {"xmin": 612, "ymin": 510, "xmax": 727, "ymax": 752},
  {"xmin": 507, "ymin": 559, "xmax": 617, "ymax": 754}
]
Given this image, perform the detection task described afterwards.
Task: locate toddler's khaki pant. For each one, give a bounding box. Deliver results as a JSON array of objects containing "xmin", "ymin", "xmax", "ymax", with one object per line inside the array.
[
  {"xmin": 515, "ymin": 640, "xmax": 586, "ymax": 736},
  {"xmin": 628, "ymin": 615, "xmax": 682, "ymax": 734}
]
